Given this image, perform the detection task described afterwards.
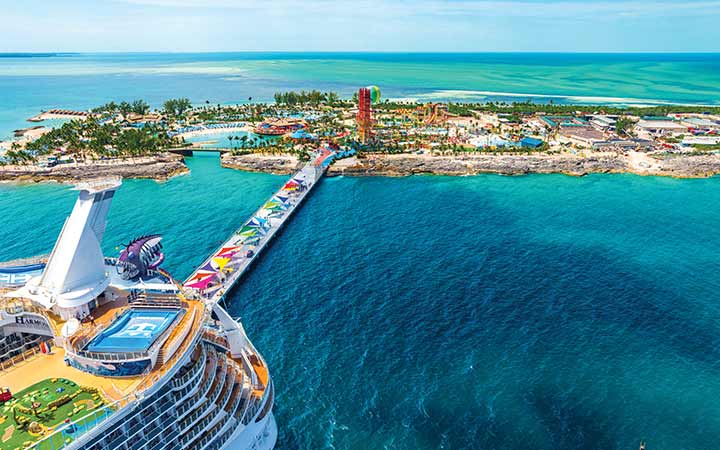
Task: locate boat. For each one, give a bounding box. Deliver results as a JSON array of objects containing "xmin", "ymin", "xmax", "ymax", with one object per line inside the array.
[{"xmin": 0, "ymin": 178, "xmax": 276, "ymax": 450}]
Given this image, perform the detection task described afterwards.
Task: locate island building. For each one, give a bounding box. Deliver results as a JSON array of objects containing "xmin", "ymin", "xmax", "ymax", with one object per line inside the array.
[
  {"xmin": 635, "ymin": 117, "xmax": 689, "ymax": 138},
  {"xmin": 0, "ymin": 178, "xmax": 276, "ymax": 450},
  {"xmin": 678, "ymin": 116, "xmax": 720, "ymax": 133},
  {"xmin": 588, "ymin": 115, "xmax": 618, "ymax": 132}
]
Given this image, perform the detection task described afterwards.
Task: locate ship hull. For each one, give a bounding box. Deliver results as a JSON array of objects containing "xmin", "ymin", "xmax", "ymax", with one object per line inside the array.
[{"xmin": 222, "ymin": 412, "xmax": 277, "ymax": 450}]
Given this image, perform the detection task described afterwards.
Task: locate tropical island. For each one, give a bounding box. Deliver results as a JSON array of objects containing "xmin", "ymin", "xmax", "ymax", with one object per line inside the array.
[{"xmin": 2, "ymin": 89, "xmax": 720, "ymax": 182}]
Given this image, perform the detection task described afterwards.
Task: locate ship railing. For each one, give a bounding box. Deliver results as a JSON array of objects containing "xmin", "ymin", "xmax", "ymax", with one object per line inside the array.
[
  {"xmin": 175, "ymin": 359, "xmax": 230, "ymax": 442},
  {"xmin": 109, "ymin": 378, "xmax": 188, "ymax": 447},
  {"xmin": 35, "ymin": 310, "xmax": 206, "ymax": 450},
  {"xmin": 178, "ymin": 350, "xmax": 218, "ymax": 410},
  {"xmin": 1, "ymin": 299, "xmax": 64, "ymax": 338},
  {"xmin": 123, "ymin": 396, "xmax": 178, "ymax": 448},
  {"xmin": 171, "ymin": 345, "xmax": 206, "ymax": 390},
  {"xmin": 205, "ymin": 358, "xmax": 229, "ymax": 407},
  {"xmin": 207, "ymin": 424, "xmax": 238, "ymax": 450},
  {"xmin": 72, "ymin": 348, "xmax": 150, "ymax": 361},
  {"xmin": 1, "ymin": 298, "xmax": 47, "ymax": 316},
  {"xmin": 215, "ymin": 366, "xmax": 236, "ymax": 411},
  {"xmin": 224, "ymin": 378, "xmax": 244, "ymax": 415},
  {"xmin": 177, "ymin": 402, "xmax": 216, "ymax": 437},
  {"xmin": 30, "ymin": 399, "xmax": 122, "ymax": 450},
  {"xmin": 202, "ymin": 328, "xmax": 230, "ymax": 349},
  {"xmin": 0, "ymin": 345, "xmax": 41, "ymax": 370},
  {"xmin": 183, "ymin": 408, "xmax": 231, "ymax": 450},
  {"xmin": 238, "ymin": 391, "xmax": 261, "ymax": 426},
  {"xmin": 177, "ymin": 406, "xmax": 223, "ymax": 449}
]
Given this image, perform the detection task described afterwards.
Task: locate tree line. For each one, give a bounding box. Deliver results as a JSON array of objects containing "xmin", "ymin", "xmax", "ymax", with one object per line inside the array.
[
  {"xmin": 91, "ymin": 98, "xmax": 193, "ymax": 118},
  {"xmin": 2, "ymin": 118, "xmax": 178, "ymax": 165},
  {"xmin": 273, "ymin": 90, "xmax": 341, "ymax": 106}
]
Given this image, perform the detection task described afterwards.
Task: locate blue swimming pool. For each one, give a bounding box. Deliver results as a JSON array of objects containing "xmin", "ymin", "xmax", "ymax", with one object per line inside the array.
[{"xmin": 86, "ymin": 309, "xmax": 180, "ymax": 353}]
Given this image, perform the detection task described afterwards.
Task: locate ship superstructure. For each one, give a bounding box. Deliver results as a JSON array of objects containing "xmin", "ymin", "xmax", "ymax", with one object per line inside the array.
[{"xmin": 0, "ymin": 178, "xmax": 277, "ymax": 450}]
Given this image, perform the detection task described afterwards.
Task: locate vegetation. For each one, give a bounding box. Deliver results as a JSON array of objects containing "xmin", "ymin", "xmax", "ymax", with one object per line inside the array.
[
  {"xmin": 273, "ymin": 90, "xmax": 342, "ymax": 106},
  {"xmin": 163, "ymin": 98, "xmax": 192, "ymax": 117},
  {"xmin": 691, "ymin": 143, "xmax": 720, "ymax": 151},
  {"xmin": 1, "ymin": 378, "xmax": 110, "ymax": 450},
  {"xmin": 615, "ymin": 116, "xmax": 635, "ymax": 136},
  {"xmin": 4, "ymin": 93, "xmax": 720, "ymax": 170},
  {"xmin": 92, "ymin": 100, "xmax": 150, "ymax": 116},
  {"xmin": 4, "ymin": 118, "xmax": 179, "ymax": 164}
]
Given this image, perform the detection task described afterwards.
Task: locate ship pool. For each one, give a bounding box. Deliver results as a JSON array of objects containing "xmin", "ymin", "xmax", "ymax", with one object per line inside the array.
[{"xmin": 86, "ymin": 309, "xmax": 180, "ymax": 353}]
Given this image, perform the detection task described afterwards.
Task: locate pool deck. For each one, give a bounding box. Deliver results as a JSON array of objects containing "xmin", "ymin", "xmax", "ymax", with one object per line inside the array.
[
  {"xmin": 86, "ymin": 308, "xmax": 180, "ymax": 353},
  {"xmin": 1, "ymin": 294, "xmax": 204, "ymax": 402},
  {"xmin": 0, "ymin": 348, "xmax": 141, "ymax": 402}
]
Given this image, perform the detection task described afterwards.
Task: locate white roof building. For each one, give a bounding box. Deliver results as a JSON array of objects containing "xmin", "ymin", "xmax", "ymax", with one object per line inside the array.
[
  {"xmin": 680, "ymin": 117, "xmax": 720, "ymax": 130},
  {"xmin": 635, "ymin": 120, "xmax": 688, "ymax": 137}
]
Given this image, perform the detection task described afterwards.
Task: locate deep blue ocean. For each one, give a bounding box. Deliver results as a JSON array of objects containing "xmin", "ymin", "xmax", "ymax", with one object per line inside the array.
[
  {"xmin": 2, "ymin": 53, "xmax": 720, "ymax": 449},
  {"xmin": 1, "ymin": 154, "xmax": 720, "ymax": 450}
]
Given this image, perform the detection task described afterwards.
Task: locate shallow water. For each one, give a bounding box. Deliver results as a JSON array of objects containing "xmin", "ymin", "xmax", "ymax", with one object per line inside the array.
[
  {"xmin": 1, "ymin": 154, "xmax": 719, "ymax": 449},
  {"xmin": 2, "ymin": 52, "xmax": 720, "ymax": 140}
]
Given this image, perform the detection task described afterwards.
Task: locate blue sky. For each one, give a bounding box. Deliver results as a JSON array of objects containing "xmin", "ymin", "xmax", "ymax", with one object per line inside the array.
[{"xmin": 2, "ymin": 0, "xmax": 719, "ymax": 52}]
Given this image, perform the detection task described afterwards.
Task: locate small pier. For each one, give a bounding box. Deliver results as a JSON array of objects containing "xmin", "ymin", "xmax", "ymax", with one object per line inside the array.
[{"xmin": 183, "ymin": 147, "xmax": 336, "ymax": 303}]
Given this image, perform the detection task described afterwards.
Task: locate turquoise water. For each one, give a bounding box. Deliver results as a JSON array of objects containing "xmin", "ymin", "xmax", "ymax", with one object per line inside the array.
[
  {"xmin": 2, "ymin": 52, "xmax": 720, "ymax": 140},
  {"xmin": 185, "ymin": 131, "xmax": 278, "ymax": 149},
  {"xmin": 1, "ymin": 154, "xmax": 720, "ymax": 449}
]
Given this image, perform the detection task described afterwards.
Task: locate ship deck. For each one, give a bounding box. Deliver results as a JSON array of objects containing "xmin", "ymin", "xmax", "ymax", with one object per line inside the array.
[
  {"xmin": 0, "ymin": 348, "xmax": 142, "ymax": 402},
  {"xmin": 0, "ymin": 293, "xmax": 205, "ymax": 401}
]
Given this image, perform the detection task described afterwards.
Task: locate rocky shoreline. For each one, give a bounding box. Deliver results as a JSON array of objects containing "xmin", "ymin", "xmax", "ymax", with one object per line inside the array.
[
  {"xmin": 0, "ymin": 153, "xmax": 188, "ymax": 184},
  {"xmin": 3, "ymin": 151, "xmax": 719, "ymax": 183},
  {"xmin": 219, "ymin": 151, "xmax": 720, "ymax": 178},
  {"xmin": 326, "ymin": 152, "xmax": 720, "ymax": 179},
  {"xmin": 220, "ymin": 153, "xmax": 303, "ymax": 175}
]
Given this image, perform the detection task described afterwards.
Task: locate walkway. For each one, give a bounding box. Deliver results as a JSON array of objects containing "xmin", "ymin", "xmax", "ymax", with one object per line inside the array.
[{"xmin": 183, "ymin": 147, "xmax": 336, "ymax": 304}]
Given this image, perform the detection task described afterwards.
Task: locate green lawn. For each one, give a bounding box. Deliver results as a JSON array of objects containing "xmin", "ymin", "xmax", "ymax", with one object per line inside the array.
[{"xmin": 0, "ymin": 378, "xmax": 110, "ymax": 450}]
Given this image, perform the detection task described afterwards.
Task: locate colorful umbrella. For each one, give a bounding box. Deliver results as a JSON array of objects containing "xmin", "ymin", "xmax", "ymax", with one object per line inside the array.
[{"xmin": 212, "ymin": 257, "xmax": 230, "ymax": 271}]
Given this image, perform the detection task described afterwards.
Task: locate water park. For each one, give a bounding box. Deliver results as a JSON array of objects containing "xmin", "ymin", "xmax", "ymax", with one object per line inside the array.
[{"xmin": 2, "ymin": 85, "xmax": 720, "ymax": 179}]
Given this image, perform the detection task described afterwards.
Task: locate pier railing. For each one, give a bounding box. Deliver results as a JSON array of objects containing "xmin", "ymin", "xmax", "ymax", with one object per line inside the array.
[{"xmin": 183, "ymin": 150, "xmax": 332, "ymax": 305}]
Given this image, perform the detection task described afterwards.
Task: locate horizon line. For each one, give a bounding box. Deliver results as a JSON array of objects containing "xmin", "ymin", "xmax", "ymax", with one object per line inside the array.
[{"xmin": 2, "ymin": 51, "xmax": 720, "ymax": 55}]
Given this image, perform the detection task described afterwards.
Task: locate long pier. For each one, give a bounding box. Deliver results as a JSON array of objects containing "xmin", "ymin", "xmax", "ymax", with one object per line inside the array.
[{"xmin": 183, "ymin": 148, "xmax": 336, "ymax": 303}]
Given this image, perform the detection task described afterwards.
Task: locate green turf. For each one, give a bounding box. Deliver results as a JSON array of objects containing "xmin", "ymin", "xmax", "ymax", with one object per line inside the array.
[{"xmin": 0, "ymin": 378, "xmax": 111, "ymax": 450}]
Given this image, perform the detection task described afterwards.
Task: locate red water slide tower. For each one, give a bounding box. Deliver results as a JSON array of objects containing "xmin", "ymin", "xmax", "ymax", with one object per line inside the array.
[{"xmin": 356, "ymin": 87, "xmax": 373, "ymax": 143}]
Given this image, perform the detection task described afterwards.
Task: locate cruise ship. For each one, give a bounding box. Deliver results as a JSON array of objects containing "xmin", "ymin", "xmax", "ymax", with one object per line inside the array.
[{"xmin": 0, "ymin": 179, "xmax": 277, "ymax": 450}]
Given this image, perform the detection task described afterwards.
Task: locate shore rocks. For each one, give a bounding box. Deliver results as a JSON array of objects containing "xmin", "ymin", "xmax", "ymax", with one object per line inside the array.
[
  {"xmin": 0, "ymin": 153, "xmax": 188, "ymax": 184},
  {"xmin": 221, "ymin": 153, "xmax": 302, "ymax": 175},
  {"xmin": 327, "ymin": 154, "xmax": 630, "ymax": 177},
  {"xmin": 648, "ymin": 154, "xmax": 720, "ymax": 178},
  {"xmin": 326, "ymin": 153, "xmax": 720, "ymax": 178}
]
